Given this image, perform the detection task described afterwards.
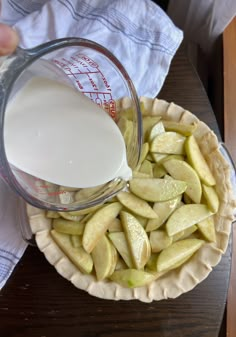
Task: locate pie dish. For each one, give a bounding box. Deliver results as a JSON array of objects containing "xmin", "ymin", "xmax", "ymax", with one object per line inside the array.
[{"xmin": 27, "ymin": 97, "xmax": 236, "ymax": 302}]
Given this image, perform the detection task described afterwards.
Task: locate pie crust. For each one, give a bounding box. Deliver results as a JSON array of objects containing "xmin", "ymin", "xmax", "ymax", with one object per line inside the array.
[{"xmin": 27, "ymin": 98, "xmax": 236, "ymax": 302}]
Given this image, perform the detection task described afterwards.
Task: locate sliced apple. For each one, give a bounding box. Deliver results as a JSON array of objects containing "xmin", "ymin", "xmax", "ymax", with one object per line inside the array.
[
  {"xmin": 108, "ymin": 231, "xmax": 133, "ymax": 268},
  {"xmin": 202, "ymin": 184, "xmax": 219, "ymax": 213},
  {"xmin": 51, "ymin": 229, "xmax": 93, "ymax": 274},
  {"xmin": 153, "ymin": 163, "xmax": 167, "ymax": 178},
  {"xmin": 91, "ymin": 235, "xmax": 115, "ymax": 281},
  {"xmin": 172, "ymin": 225, "xmax": 198, "ymax": 242},
  {"xmin": 117, "ymin": 116, "xmax": 133, "ymax": 147},
  {"xmin": 70, "ymin": 235, "xmax": 83, "ymax": 248},
  {"xmin": 146, "ymin": 195, "xmax": 181, "ymax": 232},
  {"xmin": 120, "ymin": 211, "xmax": 151, "ymax": 269},
  {"xmin": 108, "ymin": 218, "xmax": 123, "ymax": 232},
  {"xmin": 82, "ymin": 202, "xmax": 122, "ymax": 253},
  {"xmin": 149, "ymin": 230, "xmax": 173, "ymax": 253},
  {"xmin": 110, "ymin": 269, "xmax": 156, "ymax": 288},
  {"xmin": 46, "ymin": 211, "xmax": 60, "ymax": 219},
  {"xmin": 156, "ymin": 238, "xmax": 204, "ymax": 272},
  {"xmin": 139, "ymin": 160, "xmax": 153, "ymax": 177},
  {"xmin": 117, "ymin": 191, "xmax": 157, "ymax": 219},
  {"xmin": 197, "ymin": 216, "xmax": 216, "ymax": 242},
  {"xmin": 148, "ymin": 121, "xmax": 165, "ymax": 142},
  {"xmin": 146, "ymin": 254, "xmax": 159, "ymax": 271},
  {"xmin": 185, "ymin": 135, "xmax": 216, "ymax": 186},
  {"xmin": 52, "ymin": 218, "xmax": 85, "ymax": 235},
  {"xmin": 132, "ymin": 171, "xmax": 150, "ymax": 179},
  {"xmin": 162, "ymin": 120, "xmax": 197, "ymax": 136},
  {"xmin": 142, "ymin": 116, "xmax": 162, "ymax": 141},
  {"xmin": 139, "ymin": 142, "xmax": 149, "ymax": 164},
  {"xmin": 129, "ymin": 178, "xmax": 187, "ymax": 202},
  {"xmin": 58, "ymin": 212, "xmax": 84, "ymax": 222},
  {"xmin": 75, "ymin": 185, "xmax": 103, "ymax": 202},
  {"xmin": 108, "ymin": 242, "xmax": 118, "ymax": 276},
  {"xmin": 68, "ymin": 204, "xmax": 101, "ymax": 216},
  {"xmin": 166, "ymin": 204, "xmax": 212, "ymax": 236},
  {"xmin": 151, "ymin": 153, "xmax": 168, "ymax": 163},
  {"xmin": 150, "ymin": 131, "xmax": 186, "ymax": 155},
  {"xmin": 163, "ymin": 158, "xmax": 202, "ymax": 203}
]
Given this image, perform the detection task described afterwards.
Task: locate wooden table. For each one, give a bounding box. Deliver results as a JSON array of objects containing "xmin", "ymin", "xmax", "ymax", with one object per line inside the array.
[{"xmin": 0, "ymin": 46, "xmax": 232, "ymax": 337}]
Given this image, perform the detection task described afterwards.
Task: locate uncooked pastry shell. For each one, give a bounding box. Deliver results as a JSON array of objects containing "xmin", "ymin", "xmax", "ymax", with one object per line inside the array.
[{"xmin": 27, "ymin": 97, "xmax": 236, "ymax": 302}]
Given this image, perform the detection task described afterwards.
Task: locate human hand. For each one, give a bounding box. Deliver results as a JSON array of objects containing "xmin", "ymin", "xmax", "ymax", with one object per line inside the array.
[{"xmin": 0, "ymin": 23, "xmax": 19, "ymax": 56}]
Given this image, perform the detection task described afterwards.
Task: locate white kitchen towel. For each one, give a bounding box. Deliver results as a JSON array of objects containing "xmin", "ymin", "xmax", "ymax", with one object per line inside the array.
[{"xmin": 0, "ymin": 0, "xmax": 183, "ymax": 289}]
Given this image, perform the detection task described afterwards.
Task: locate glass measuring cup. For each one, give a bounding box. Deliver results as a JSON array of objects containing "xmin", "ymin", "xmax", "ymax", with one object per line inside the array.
[{"xmin": 0, "ymin": 38, "xmax": 142, "ymax": 211}]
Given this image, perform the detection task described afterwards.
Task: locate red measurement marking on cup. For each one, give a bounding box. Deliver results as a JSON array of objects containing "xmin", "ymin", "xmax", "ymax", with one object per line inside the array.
[{"xmin": 53, "ymin": 53, "xmax": 117, "ymax": 120}]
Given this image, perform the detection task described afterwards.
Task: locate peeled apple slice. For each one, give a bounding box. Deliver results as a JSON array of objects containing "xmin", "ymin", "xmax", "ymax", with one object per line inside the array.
[
  {"xmin": 82, "ymin": 202, "xmax": 122, "ymax": 253},
  {"xmin": 120, "ymin": 211, "xmax": 151, "ymax": 269},
  {"xmin": 163, "ymin": 158, "xmax": 202, "ymax": 204},
  {"xmin": 166, "ymin": 204, "xmax": 212, "ymax": 236},
  {"xmin": 185, "ymin": 135, "xmax": 216, "ymax": 186},
  {"xmin": 91, "ymin": 235, "xmax": 114, "ymax": 281},
  {"xmin": 162, "ymin": 120, "xmax": 197, "ymax": 136},
  {"xmin": 146, "ymin": 195, "xmax": 181, "ymax": 232},
  {"xmin": 110, "ymin": 269, "xmax": 156, "ymax": 288},
  {"xmin": 117, "ymin": 191, "xmax": 157, "ymax": 219},
  {"xmin": 202, "ymin": 184, "xmax": 219, "ymax": 213},
  {"xmin": 129, "ymin": 178, "xmax": 187, "ymax": 202},
  {"xmin": 197, "ymin": 216, "xmax": 216, "ymax": 242},
  {"xmin": 156, "ymin": 238, "xmax": 204, "ymax": 272},
  {"xmin": 150, "ymin": 131, "xmax": 186, "ymax": 155},
  {"xmin": 52, "ymin": 218, "xmax": 85, "ymax": 235},
  {"xmin": 51, "ymin": 229, "xmax": 93, "ymax": 274},
  {"xmin": 108, "ymin": 232, "xmax": 134, "ymax": 268}
]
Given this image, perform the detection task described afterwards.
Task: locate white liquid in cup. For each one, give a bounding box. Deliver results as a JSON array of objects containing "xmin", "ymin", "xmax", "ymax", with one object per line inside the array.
[{"xmin": 4, "ymin": 77, "xmax": 132, "ymax": 188}]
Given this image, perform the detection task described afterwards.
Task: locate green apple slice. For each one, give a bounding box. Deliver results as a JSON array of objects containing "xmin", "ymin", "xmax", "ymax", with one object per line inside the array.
[
  {"xmin": 149, "ymin": 230, "xmax": 173, "ymax": 253},
  {"xmin": 163, "ymin": 158, "xmax": 202, "ymax": 203},
  {"xmin": 108, "ymin": 242, "xmax": 118, "ymax": 276},
  {"xmin": 117, "ymin": 116, "xmax": 133, "ymax": 147},
  {"xmin": 142, "ymin": 116, "xmax": 162, "ymax": 141},
  {"xmin": 120, "ymin": 211, "xmax": 151, "ymax": 269},
  {"xmin": 148, "ymin": 121, "xmax": 165, "ymax": 142},
  {"xmin": 197, "ymin": 216, "xmax": 216, "ymax": 242},
  {"xmin": 151, "ymin": 153, "xmax": 168, "ymax": 163},
  {"xmin": 108, "ymin": 218, "xmax": 123, "ymax": 232},
  {"xmin": 91, "ymin": 235, "xmax": 114, "ymax": 281},
  {"xmin": 150, "ymin": 131, "xmax": 186, "ymax": 155},
  {"xmin": 156, "ymin": 238, "xmax": 204, "ymax": 272},
  {"xmin": 108, "ymin": 232, "xmax": 134, "ymax": 268},
  {"xmin": 139, "ymin": 160, "xmax": 153, "ymax": 177},
  {"xmin": 202, "ymin": 184, "xmax": 219, "ymax": 213},
  {"xmin": 46, "ymin": 211, "xmax": 60, "ymax": 219},
  {"xmin": 139, "ymin": 142, "xmax": 149, "ymax": 164},
  {"xmin": 129, "ymin": 178, "xmax": 187, "ymax": 202},
  {"xmin": 146, "ymin": 195, "xmax": 181, "ymax": 232},
  {"xmin": 172, "ymin": 225, "xmax": 198, "ymax": 242},
  {"xmin": 51, "ymin": 230, "xmax": 93, "ymax": 274},
  {"xmin": 70, "ymin": 235, "xmax": 83, "ymax": 248},
  {"xmin": 117, "ymin": 191, "xmax": 157, "ymax": 219},
  {"xmin": 162, "ymin": 120, "xmax": 197, "ymax": 136},
  {"xmin": 82, "ymin": 202, "xmax": 122, "ymax": 253},
  {"xmin": 153, "ymin": 163, "xmax": 167, "ymax": 178},
  {"xmin": 52, "ymin": 218, "xmax": 85, "ymax": 235},
  {"xmin": 185, "ymin": 135, "xmax": 216, "ymax": 186},
  {"xmin": 166, "ymin": 204, "xmax": 212, "ymax": 236},
  {"xmin": 58, "ymin": 211, "xmax": 84, "ymax": 222},
  {"xmin": 110, "ymin": 269, "xmax": 156, "ymax": 288}
]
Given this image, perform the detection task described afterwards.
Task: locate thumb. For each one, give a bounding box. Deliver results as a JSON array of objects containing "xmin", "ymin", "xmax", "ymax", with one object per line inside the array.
[{"xmin": 0, "ymin": 24, "xmax": 19, "ymax": 56}]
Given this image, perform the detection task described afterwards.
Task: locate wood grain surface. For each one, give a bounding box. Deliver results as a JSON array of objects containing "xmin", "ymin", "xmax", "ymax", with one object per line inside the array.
[{"xmin": 0, "ymin": 46, "xmax": 231, "ymax": 337}]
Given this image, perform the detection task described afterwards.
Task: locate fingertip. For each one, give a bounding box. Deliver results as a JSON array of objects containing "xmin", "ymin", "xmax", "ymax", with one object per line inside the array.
[{"xmin": 0, "ymin": 24, "xmax": 19, "ymax": 56}]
